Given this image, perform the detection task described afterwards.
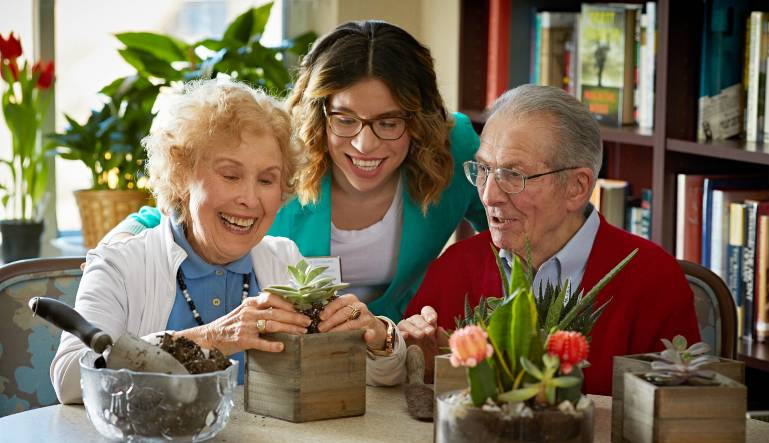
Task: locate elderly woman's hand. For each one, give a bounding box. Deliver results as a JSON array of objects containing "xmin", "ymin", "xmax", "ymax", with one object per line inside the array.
[
  {"xmin": 317, "ymin": 294, "xmax": 389, "ymax": 350},
  {"xmin": 183, "ymin": 292, "xmax": 311, "ymax": 356}
]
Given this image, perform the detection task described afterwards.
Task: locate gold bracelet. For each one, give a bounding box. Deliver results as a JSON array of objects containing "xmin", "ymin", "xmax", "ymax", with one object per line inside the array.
[{"xmin": 369, "ymin": 319, "xmax": 395, "ymax": 356}]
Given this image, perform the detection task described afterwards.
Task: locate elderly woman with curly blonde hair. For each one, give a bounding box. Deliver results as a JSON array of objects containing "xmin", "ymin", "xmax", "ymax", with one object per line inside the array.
[
  {"xmin": 113, "ymin": 21, "xmax": 488, "ymax": 326},
  {"xmin": 51, "ymin": 79, "xmax": 406, "ymax": 404}
]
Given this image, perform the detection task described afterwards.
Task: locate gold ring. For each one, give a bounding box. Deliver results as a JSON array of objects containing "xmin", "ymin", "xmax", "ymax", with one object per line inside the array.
[
  {"xmin": 256, "ymin": 319, "xmax": 267, "ymax": 333},
  {"xmin": 346, "ymin": 304, "xmax": 361, "ymax": 321}
]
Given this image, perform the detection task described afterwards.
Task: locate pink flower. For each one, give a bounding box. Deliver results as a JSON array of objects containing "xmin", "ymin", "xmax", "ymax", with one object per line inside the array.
[
  {"xmin": 449, "ymin": 325, "xmax": 494, "ymax": 368},
  {"xmin": 546, "ymin": 331, "xmax": 589, "ymax": 374}
]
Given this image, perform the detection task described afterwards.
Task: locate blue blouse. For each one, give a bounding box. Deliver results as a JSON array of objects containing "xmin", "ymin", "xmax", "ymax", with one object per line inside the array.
[{"xmin": 166, "ymin": 221, "xmax": 259, "ymax": 384}]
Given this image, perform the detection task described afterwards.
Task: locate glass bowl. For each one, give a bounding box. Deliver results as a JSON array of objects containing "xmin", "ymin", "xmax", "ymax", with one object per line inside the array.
[{"xmin": 79, "ymin": 351, "xmax": 238, "ymax": 442}]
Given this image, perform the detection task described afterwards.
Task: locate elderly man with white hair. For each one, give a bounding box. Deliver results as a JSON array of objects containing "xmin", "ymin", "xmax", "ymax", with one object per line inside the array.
[{"xmin": 398, "ymin": 84, "xmax": 700, "ymax": 395}]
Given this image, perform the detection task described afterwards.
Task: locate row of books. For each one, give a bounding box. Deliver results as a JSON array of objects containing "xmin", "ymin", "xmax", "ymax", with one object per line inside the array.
[
  {"xmin": 530, "ymin": 2, "xmax": 656, "ymax": 128},
  {"xmin": 590, "ymin": 179, "xmax": 651, "ymax": 240},
  {"xmin": 676, "ymin": 174, "xmax": 769, "ymax": 341},
  {"xmin": 697, "ymin": 3, "xmax": 769, "ymax": 142}
]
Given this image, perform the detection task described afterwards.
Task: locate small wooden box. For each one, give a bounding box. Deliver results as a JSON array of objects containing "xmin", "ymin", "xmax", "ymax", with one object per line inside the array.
[
  {"xmin": 611, "ymin": 354, "xmax": 744, "ymax": 442},
  {"xmin": 245, "ymin": 330, "xmax": 366, "ymax": 422},
  {"xmin": 622, "ymin": 372, "xmax": 746, "ymax": 443},
  {"xmin": 434, "ymin": 354, "xmax": 468, "ymax": 399}
]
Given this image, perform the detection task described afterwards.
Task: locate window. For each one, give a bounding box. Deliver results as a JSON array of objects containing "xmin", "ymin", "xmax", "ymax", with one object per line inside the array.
[{"xmin": 54, "ymin": 0, "xmax": 283, "ymax": 232}]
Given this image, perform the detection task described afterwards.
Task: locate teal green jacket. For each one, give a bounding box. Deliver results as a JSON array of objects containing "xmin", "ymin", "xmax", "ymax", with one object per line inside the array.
[{"xmin": 121, "ymin": 112, "xmax": 487, "ymax": 321}]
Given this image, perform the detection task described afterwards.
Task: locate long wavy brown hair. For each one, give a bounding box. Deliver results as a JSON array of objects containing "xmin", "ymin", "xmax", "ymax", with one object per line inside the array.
[{"xmin": 287, "ymin": 20, "xmax": 454, "ymax": 213}]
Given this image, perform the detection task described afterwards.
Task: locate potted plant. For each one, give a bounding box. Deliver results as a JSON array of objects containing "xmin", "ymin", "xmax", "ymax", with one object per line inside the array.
[
  {"xmin": 622, "ymin": 335, "xmax": 747, "ymax": 443},
  {"xmin": 48, "ymin": 75, "xmax": 156, "ymax": 248},
  {"xmin": 245, "ymin": 260, "xmax": 366, "ymax": 422},
  {"xmin": 611, "ymin": 337, "xmax": 744, "ymax": 442},
  {"xmin": 434, "ymin": 246, "xmax": 637, "ymax": 443},
  {"xmin": 0, "ymin": 32, "xmax": 55, "ymax": 261},
  {"xmin": 49, "ymin": 3, "xmax": 315, "ymax": 248}
]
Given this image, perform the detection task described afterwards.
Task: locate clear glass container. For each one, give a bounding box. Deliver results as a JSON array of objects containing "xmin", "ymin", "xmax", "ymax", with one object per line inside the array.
[
  {"xmin": 435, "ymin": 390, "xmax": 594, "ymax": 443},
  {"xmin": 79, "ymin": 351, "xmax": 238, "ymax": 442}
]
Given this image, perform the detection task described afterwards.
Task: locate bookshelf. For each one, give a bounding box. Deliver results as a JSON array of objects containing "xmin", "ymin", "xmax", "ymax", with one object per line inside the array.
[{"xmin": 458, "ymin": 0, "xmax": 769, "ymax": 401}]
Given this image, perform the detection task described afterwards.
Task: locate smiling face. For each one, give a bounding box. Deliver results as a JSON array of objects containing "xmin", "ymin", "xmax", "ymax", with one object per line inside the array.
[
  {"xmin": 325, "ymin": 77, "xmax": 411, "ymax": 196},
  {"xmin": 184, "ymin": 130, "xmax": 284, "ymax": 265},
  {"xmin": 477, "ymin": 114, "xmax": 577, "ymax": 263}
]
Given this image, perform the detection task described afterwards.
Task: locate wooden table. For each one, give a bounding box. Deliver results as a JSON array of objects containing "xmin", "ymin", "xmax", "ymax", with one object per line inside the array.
[{"xmin": 1, "ymin": 386, "xmax": 767, "ymax": 442}]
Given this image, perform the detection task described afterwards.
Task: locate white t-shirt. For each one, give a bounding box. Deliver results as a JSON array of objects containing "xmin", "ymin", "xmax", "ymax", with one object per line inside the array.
[{"xmin": 330, "ymin": 178, "xmax": 403, "ymax": 303}]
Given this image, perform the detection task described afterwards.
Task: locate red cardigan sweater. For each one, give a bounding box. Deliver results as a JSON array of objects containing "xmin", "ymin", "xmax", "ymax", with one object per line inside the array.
[{"xmin": 404, "ymin": 215, "xmax": 701, "ymax": 395}]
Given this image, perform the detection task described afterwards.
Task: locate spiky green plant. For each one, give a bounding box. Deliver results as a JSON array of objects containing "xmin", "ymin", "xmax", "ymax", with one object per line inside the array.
[
  {"xmin": 644, "ymin": 335, "xmax": 720, "ymax": 386},
  {"xmin": 263, "ymin": 259, "xmax": 349, "ymax": 333}
]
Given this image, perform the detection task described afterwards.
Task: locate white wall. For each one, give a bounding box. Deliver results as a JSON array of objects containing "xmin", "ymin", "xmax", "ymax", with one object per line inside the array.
[{"xmin": 286, "ymin": 0, "xmax": 460, "ymax": 110}]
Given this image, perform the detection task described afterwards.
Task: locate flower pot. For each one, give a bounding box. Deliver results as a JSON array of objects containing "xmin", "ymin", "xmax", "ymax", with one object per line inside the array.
[
  {"xmin": 611, "ymin": 354, "xmax": 744, "ymax": 442},
  {"xmin": 0, "ymin": 219, "xmax": 44, "ymax": 262},
  {"xmin": 622, "ymin": 372, "xmax": 746, "ymax": 443},
  {"xmin": 435, "ymin": 390, "xmax": 594, "ymax": 443},
  {"xmin": 434, "ymin": 354, "xmax": 468, "ymax": 399},
  {"xmin": 74, "ymin": 189, "xmax": 152, "ymax": 248},
  {"xmin": 244, "ymin": 330, "xmax": 366, "ymax": 422}
]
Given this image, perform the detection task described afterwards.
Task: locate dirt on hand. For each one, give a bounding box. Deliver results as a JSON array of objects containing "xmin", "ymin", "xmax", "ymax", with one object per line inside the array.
[{"xmin": 158, "ymin": 334, "xmax": 231, "ymax": 374}]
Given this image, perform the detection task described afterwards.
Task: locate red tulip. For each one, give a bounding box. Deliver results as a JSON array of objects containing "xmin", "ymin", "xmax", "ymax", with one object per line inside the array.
[
  {"xmin": 1, "ymin": 59, "xmax": 19, "ymax": 82},
  {"xmin": 546, "ymin": 331, "xmax": 589, "ymax": 374},
  {"xmin": 32, "ymin": 60, "xmax": 54, "ymax": 89},
  {"xmin": 0, "ymin": 32, "xmax": 23, "ymax": 61}
]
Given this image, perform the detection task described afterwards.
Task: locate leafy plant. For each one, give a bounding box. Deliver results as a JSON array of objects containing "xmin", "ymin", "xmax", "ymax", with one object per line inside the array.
[
  {"xmin": 644, "ymin": 335, "xmax": 720, "ymax": 386},
  {"xmin": 49, "ymin": 3, "xmax": 316, "ymax": 191},
  {"xmin": 450, "ymin": 244, "xmax": 638, "ymax": 408},
  {"xmin": 263, "ymin": 259, "xmax": 349, "ymax": 333}
]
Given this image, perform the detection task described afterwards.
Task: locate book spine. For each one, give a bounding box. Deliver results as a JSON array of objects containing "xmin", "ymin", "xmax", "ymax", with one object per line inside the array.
[
  {"xmin": 676, "ymin": 174, "xmax": 686, "ymax": 259},
  {"xmin": 727, "ymin": 203, "xmax": 746, "ymax": 318},
  {"xmin": 743, "ymin": 201, "xmax": 758, "ymax": 339},
  {"xmin": 710, "ymin": 189, "xmax": 725, "ymax": 277},
  {"xmin": 757, "ymin": 215, "xmax": 769, "ymax": 341},
  {"xmin": 746, "ymin": 12, "xmax": 764, "ymax": 142}
]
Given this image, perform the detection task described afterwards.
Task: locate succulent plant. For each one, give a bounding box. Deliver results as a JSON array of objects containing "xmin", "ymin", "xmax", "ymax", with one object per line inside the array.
[
  {"xmin": 498, "ymin": 354, "xmax": 582, "ymax": 406},
  {"xmin": 263, "ymin": 260, "xmax": 349, "ymax": 333},
  {"xmin": 644, "ymin": 335, "xmax": 720, "ymax": 386}
]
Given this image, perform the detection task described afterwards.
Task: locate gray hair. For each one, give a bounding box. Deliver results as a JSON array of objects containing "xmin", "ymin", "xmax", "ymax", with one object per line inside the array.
[{"xmin": 487, "ymin": 84, "xmax": 602, "ymax": 178}]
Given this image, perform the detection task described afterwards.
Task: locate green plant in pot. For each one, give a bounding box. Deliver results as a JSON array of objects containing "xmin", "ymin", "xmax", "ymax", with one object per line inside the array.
[
  {"xmin": 49, "ymin": 3, "xmax": 314, "ymax": 248},
  {"xmin": 435, "ymin": 245, "xmax": 637, "ymax": 443},
  {"xmin": 244, "ymin": 260, "xmax": 367, "ymax": 423},
  {"xmin": 0, "ymin": 32, "xmax": 55, "ymax": 262},
  {"xmin": 48, "ymin": 75, "xmax": 156, "ymax": 248}
]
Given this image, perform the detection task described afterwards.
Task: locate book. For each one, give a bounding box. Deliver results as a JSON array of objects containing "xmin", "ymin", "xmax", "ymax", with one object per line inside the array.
[
  {"xmin": 639, "ymin": 2, "xmax": 656, "ymax": 129},
  {"xmin": 742, "ymin": 199, "xmax": 769, "ymax": 340},
  {"xmin": 578, "ymin": 3, "xmax": 636, "ymax": 126},
  {"xmin": 757, "ymin": 214, "xmax": 769, "ymax": 341},
  {"xmin": 727, "ymin": 202, "xmax": 746, "ymax": 336},
  {"xmin": 696, "ymin": 0, "xmax": 747, "ymax": 141},
  {"xmin": 746, "ymin": 11, "xmax": 768, "ymax": 142},
  {"xmin": 676, "ymin": 174, "xmax": 707, "ymax": 263},
  {"xmin": 701, "ymin": 176, "xmax": 768, "ymax": 268},
  {"xmin": 591, "ymin": 178, "xmax": 629, "ymax": 229},
  {"xmin": 538, "ymin": 12, "xmax": 578, "ymax": 88},
  {"xmin": 486, "ymin": 0, "xmax": 511, "ymax": 107},
  {"xmin": 710, "ymin": 188, "xmax": 769, "ymax": 279}
]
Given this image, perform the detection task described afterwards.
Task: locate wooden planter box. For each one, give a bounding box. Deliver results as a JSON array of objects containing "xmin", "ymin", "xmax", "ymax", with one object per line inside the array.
[
  {"xmin": 244, "ymin": 330, "xmax": 366, "ymax": 422},
  {"xmin": 622, "ymin": 372, "xmax": 746, "ymax": 443},
  {"xmin": 611, "ymin": 354, "xmax": 744, "ymax": 442},
  {"xmin": 434, "ymin": 354, "xmax": 468, "ymax": 399}
]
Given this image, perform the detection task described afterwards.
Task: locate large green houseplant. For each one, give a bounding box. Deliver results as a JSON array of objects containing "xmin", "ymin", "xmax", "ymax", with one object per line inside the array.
[
  {"xmin": 49, "ymin": 3, "xmax": 314, "ymax": 248},
  {"xmin": 0, "ymin": 31, "xmax": 55, "ymax": 261}
]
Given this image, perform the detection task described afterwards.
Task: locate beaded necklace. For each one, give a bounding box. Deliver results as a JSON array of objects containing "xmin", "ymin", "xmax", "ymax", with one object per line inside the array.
[{"xmin": 176, "ymin": 269, "xmax": 251, "ymax": 326}]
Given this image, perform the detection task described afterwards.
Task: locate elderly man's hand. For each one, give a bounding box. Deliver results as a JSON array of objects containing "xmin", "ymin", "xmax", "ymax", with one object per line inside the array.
[
  {"xmin": 180, "ymin": 292, "xmax": 311, "ymax": 356},
  {"xmin": 397, "ymin": 306, "xmax": 448, "ymax": 382},
  {"xmin": 317, "ymin": 294, "xmax": 389, "ymax": 351}
]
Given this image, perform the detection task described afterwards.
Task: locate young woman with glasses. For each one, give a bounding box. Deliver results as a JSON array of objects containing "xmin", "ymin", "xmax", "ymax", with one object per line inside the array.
[{"xmin": 108, "ymin": 21, "xmax": 487, "ymax": 338}]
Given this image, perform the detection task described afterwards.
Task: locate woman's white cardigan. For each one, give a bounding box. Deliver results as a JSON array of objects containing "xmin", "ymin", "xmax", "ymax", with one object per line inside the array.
[{"xmin": 51, "ymin": 217, "xmax": 406, "ymax": 404}]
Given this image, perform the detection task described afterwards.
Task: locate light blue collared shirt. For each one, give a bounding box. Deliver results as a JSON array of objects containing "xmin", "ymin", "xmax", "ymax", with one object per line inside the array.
[
  {"xmin": 501, "ymin": 205, "xmax": 600, "ymax": 297},
  {"xmin": 166, "ymin": 220, "xmax": 259, "ymax": 384}
]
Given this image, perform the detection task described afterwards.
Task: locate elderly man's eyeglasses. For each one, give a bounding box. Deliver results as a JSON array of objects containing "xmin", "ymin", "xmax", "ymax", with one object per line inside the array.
[
  {"xmin": 324, "ymin": 107, "xmax": 410, "ymax": 141},
  {"xmin": 463, "ymin": 161, "xmax": 577, "ymax": 194}
]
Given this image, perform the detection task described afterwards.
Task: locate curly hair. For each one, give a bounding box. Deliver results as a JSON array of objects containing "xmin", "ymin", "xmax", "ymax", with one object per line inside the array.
[
  {"xmin": 287, "ymin": 20, "xmax": 454, "ymax": 213},
  {"xmin": 144, "ymin": 79, "xmax": 302, "ymax": 226}
]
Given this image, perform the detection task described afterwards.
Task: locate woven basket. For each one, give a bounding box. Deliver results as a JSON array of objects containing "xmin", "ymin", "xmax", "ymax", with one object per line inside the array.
[{"xmin": 75, "ymin": 189, "xmax": 153, "ymax": 248}]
